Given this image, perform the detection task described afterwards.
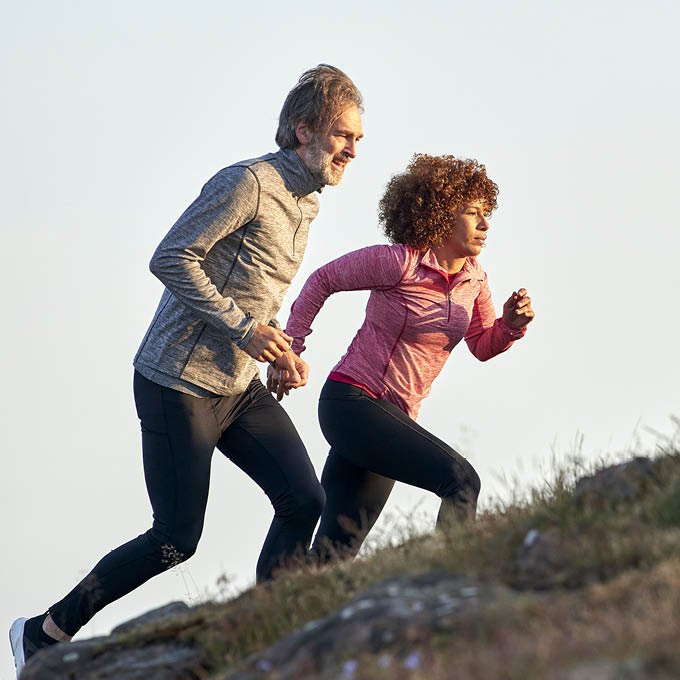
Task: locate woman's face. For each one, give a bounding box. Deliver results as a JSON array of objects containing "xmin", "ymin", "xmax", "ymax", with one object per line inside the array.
[{"xmin": 443, "ymin": 199, "xmax": 490, "ymax": 257}]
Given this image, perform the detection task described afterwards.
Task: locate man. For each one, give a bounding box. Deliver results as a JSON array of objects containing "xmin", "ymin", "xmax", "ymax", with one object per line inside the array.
[{"xmin": 10, "ymin": 64, "xmax": 363, "ymax": 677}]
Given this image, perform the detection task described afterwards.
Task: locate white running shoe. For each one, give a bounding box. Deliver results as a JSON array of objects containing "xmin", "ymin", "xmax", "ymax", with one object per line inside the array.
[{"xmin": 9, "ymin": 617, "xmax": 28, "ymax": 678}]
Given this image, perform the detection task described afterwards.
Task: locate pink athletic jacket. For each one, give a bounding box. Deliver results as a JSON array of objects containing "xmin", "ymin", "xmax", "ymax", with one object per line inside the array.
[{"xmin": 285, "ymin": 244, "xmax": 526, "ymax": 420}]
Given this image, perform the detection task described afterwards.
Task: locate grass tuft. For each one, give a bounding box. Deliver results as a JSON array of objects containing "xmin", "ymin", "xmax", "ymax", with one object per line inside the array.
[{"xmin": 105, "ymin": 445, "xmax": 680, "ymax": 678}]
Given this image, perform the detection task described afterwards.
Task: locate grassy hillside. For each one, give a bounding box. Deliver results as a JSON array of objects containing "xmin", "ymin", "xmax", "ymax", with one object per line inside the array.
[{"xmin": 25, "ymin": 445, "xmax": 680, "ymax": 679}]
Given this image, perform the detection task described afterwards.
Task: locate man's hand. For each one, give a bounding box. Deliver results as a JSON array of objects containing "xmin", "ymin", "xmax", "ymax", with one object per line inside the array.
[
  {"xmin": 244, "ymin": 324, "xmax": 293, "ymax": 363},
  {"xmin": 502, "ymin": 288, "xmax": 535, "ymax": 329},
  {"xmin": 266, "ymin": 350, "xmax": 309, "ymax": 402}
]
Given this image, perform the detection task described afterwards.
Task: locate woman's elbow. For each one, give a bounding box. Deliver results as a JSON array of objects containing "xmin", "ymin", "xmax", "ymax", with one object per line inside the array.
[{"xmin": 466, "ymin": 342, "xmax": 493, "ymax": 362}]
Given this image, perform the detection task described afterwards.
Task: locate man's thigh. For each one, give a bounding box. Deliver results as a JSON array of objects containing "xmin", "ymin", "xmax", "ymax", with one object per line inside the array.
[
  {"xmin": 216, "ymin": 380, "xmax": 318, "ymax": 503},
  {"xmin": 134, "ymin": 372, "xmax": 220, "ymax": 526}
]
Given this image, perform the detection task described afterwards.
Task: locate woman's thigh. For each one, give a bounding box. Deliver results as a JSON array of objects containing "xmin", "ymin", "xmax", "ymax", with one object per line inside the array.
[{"xmin": 318, "ymin": 380, "xmax": 476, "ymax": 499}]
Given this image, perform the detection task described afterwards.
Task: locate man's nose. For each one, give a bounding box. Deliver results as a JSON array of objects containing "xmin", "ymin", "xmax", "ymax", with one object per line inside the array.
[
  {"xmin": 479, "ymin": 216, "xmax": 490, "ymax": 230},
  {"xmin": 344, "ymin": 138, "xmax": 358, "ymax": 159}
]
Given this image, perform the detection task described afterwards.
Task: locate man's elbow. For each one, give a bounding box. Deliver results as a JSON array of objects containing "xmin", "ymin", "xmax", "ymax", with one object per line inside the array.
[{"xmin": 149, "ymin": 249, "xmax": 172, "ymax": 279}]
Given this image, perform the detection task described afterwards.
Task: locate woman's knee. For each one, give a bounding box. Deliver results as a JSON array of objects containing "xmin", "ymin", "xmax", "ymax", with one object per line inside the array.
[
  {"xmin": 462, "ymin": 459, "xmax": 481, "ymax": 498},
  {"xmin": 436, "ymin": 455, "xmax": 480, "ymax": 523},
  {"xmin": 441, "ymin": 454, "xmax": 481, "ymax": 502}
]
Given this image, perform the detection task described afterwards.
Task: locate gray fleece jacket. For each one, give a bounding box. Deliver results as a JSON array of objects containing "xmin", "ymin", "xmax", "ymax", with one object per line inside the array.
[{"xmin": 134, "ymin": 148, "xmax": 322, "ymax": 396}]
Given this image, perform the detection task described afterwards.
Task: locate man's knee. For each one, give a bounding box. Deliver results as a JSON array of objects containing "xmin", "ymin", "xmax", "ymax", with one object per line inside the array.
[
  {"xmin": 298, "ymin": 479, "xmax": 326, "ymax": 519},
  {"xmin": 147, "ymin": 528, "xmax": 201, "ymax": 568},
  {"xmin": 277, "ymin": 479, "xmax": 326, "ymax": 521}
]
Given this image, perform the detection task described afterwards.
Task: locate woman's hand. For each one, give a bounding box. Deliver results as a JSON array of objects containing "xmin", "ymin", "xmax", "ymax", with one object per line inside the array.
[
  {"xmin": 266, "ymin": 350, "xmax": 309, "ymax": 401},
  {"xmin": 502, "ymin": 288, "xmax": 534, "ymax": 329}
]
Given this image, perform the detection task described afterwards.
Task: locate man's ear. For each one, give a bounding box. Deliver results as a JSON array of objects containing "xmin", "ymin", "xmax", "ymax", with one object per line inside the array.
[{"xmin": 295, "ymin": 120, "xmax": 313, "ymax": 146}]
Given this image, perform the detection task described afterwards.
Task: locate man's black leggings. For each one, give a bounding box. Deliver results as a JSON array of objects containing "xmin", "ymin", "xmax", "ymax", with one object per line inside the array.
[
  {"xmin": 312, "ymin": 379, "xmax": 480, "ymax": 560},
  {"xmin": 49, "ymin": 371, "xmax": 325, "ymax": 636}
]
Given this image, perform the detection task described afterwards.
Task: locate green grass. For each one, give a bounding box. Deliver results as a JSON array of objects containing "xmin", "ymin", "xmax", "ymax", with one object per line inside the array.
[{"xmin": 108, "ymin": 446, "xmax": 680, "ymax": 678}]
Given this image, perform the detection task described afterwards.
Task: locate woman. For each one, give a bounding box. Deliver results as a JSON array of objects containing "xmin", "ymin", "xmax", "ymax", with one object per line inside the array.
[{"xmin": 278, "ymin": 154, "xmax": 534, "ymax": 559}]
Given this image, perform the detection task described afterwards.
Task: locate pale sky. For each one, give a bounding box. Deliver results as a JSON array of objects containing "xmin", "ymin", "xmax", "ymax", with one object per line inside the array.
[{"xmin": 2, "ymin": 1, "xmax": 679, "ymax": 677}]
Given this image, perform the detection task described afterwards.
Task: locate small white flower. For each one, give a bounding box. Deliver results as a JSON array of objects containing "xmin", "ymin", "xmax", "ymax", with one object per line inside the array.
[{"xmin": 524, "ymin": 529, "xmax": 540, "ymax": 547}]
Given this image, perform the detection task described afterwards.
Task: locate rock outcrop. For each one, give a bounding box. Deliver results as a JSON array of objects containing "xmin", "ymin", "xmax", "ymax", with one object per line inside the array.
[
  {"xmin": 20, "ymin": 455, "xmax": 673, "ymax": 679},
  {"xmin": 572, "ymin": 456, "xmax": 660, "ymax": 507},
  {"xmin": 222, "ymin": 572, "xmax": 514, "ymax": 679}
]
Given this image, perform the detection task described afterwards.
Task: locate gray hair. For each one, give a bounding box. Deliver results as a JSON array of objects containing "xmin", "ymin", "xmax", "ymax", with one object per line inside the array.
[{"xmin": 275, "ymin": 64, "xmax": 363, "ymax": 150}]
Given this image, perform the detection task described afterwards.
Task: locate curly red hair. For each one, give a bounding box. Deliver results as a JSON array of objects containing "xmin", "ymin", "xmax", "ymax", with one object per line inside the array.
[{"xmin": 378, "ymin": 154, "xmax": 498, "ymax": 249}]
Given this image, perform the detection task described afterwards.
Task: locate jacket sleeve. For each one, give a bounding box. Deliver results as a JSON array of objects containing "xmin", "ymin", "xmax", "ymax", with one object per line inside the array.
[
  {"xmin": 464, "ymin": 273, "xmax": 526, "ymax": 361},
  {"xmin": 148, "ymin": 166, "xmax": 260, "ymax": 349},
  {"xmin": 285, "ymin": 245, "xmax": 406, "ymax": 355}
]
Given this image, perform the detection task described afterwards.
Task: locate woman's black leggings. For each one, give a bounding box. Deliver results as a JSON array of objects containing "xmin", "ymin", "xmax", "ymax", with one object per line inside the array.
[
  {"xmin": 313, "ymin": 379, "xmax": 480, "ymax": 560},
  {"xmin": 49, "ymin": 371, "xmax": 325, "ymax": 636}
]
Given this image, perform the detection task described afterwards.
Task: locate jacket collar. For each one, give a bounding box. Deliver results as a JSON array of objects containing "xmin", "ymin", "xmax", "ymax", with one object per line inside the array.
[
  {"xmin": 275, "ymin": 148, "xmax": 324, "ymax": 197},
  {"xmin": 419, "ymin": 248, "xmax": 486, "ymax": 282}
]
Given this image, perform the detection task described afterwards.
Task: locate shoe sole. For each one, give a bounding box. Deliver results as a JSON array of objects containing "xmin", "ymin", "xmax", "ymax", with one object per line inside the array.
[{"xmin": 9, "ymin": 618, "xmax": 27, "ymax": 678}]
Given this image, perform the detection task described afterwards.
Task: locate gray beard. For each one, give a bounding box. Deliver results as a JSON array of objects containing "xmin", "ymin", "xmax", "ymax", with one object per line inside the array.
[{"xmin": 306, "ymin": 137, "xmax": 345, "ymax": 186}]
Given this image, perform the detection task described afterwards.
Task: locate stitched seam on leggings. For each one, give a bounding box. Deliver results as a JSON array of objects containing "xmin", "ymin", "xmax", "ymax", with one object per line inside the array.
[
  {"xmin": 76, "ymin": 534, "xmax": 161, "ymax": 581},
  {"xmin": 159, "ymin": 386, "xmax": 181, "ymax": 547}
]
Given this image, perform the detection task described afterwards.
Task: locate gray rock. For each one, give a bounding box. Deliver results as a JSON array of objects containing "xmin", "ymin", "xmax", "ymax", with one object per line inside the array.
[
  {"xmin": 21, "ymin": 601, "xmax": 200, "ymax": 679},
  {"xmin": 553, "ymin": 657, "xmax": 674, "ymax": 680},
  {"xmin": 20, "ymin": 638, "xmax": 204, "ymax": 680},
  {"xmin": 223, "ymin": 571, "xmax": 513, "ymax": 679},
  {"xmin": 573, "ymin": 457, "xmax": 660, "ymax": 507},
  {"xmin": 111, "ymin": 601, "xmax": 191, "ymax": 635}
]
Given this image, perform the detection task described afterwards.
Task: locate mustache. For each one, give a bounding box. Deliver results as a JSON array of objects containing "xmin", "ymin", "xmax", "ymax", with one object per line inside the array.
[{"xmin": 333, "ymin": 152, "xmax": 352, "ymax": 164}]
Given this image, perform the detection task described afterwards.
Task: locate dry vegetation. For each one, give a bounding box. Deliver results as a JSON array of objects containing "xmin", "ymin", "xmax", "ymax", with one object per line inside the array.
[{"xmin": 111, "ymin": 441, "xmax": 680, "ymax": 678}]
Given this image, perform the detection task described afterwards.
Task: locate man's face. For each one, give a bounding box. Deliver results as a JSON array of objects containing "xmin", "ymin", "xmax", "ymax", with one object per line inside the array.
[{"xmin": 298, "ymin": 105, "xmax": 363, "ymax": 186}]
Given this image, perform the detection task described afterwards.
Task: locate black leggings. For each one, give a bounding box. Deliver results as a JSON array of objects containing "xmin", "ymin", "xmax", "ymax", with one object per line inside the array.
[
  {"xmin": 312, "ymin": 379, "xmax": 480, "ymax": 560},
  {"xmin": 49, "ymin": 371, "xmax": 325, "ymax": 636}
]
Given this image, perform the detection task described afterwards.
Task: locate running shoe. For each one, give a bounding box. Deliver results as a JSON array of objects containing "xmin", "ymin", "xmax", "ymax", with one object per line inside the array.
[{"xmin": 9, "ymin": 617, "xmax": 40, "ymax": 678}]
